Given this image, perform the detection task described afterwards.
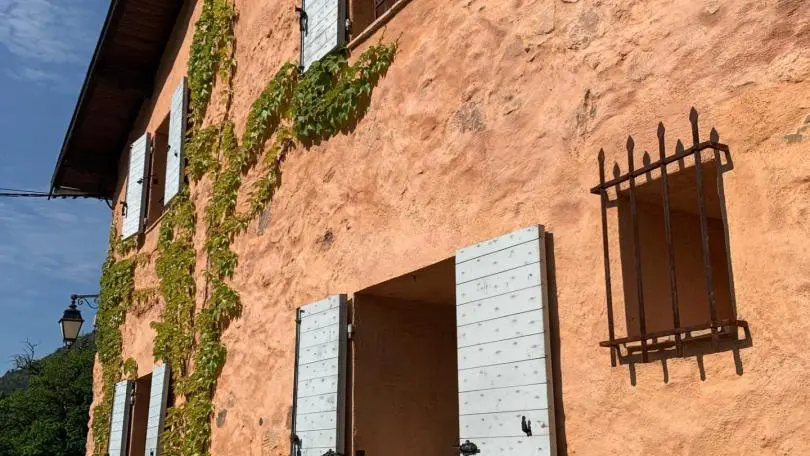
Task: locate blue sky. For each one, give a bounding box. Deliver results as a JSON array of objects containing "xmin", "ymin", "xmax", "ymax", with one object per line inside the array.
[{"xmin": 0, "ymin": 0, "xmax": 112, "ymax": 371}]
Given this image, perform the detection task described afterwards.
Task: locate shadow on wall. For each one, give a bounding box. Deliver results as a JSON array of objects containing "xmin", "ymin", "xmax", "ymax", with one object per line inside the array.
[{"xmin": 545, "ymin": 233, "xmax": 569, "ymax": 456}]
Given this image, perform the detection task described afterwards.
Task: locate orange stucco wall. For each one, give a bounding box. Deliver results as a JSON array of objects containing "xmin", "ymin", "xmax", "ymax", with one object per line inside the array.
[{"xmin": 87, "ymin": 0, "xmax": 810, "ymax": 455}]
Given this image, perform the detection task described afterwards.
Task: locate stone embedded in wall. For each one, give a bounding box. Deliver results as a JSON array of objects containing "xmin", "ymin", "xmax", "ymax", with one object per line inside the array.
[
  {"xmin": 216, "ymin": 409, "xmax": 228, "ymax": 427},
  {"xmin": 783, "ymin": 112, "xmax": 810, "ymax": 143},
  {"xmin": 567, "ymin": 9, "xmax": 602, "ymax": 50},
  {"xmin": 453, "ymin": 102, "xmax": 486, "ymax": 132},
  {"xmin": 318, "ymin": 230, "xmax": 335, "ymax": 250}
]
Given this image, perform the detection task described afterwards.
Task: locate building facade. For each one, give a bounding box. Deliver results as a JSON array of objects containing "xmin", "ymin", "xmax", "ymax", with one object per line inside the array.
[{"xmin": 51, "ymin": 0, "xmax": 810, "ymax": 455}]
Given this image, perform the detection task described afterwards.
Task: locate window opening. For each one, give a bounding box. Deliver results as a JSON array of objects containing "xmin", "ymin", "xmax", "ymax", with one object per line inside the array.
[
  {"xmin": 591, "ymin": 108, "xmax": 747, "ymax": 365},
  {"xmin": 145, "ymin": 114, "xmax": 170, "ymax": 226},
  {"xmin": 349, "ymin": 0, "xmax": 402, "ymax": 39},
  {"xmin": 127, "ymin": 373, "xmax": 152, "ymax": 456}
]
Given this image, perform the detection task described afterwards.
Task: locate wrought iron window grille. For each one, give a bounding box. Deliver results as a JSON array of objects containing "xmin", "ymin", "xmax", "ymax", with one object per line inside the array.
[{"xmin": 591, "ymin": 108, "xmax": 749, "ymax": 366}]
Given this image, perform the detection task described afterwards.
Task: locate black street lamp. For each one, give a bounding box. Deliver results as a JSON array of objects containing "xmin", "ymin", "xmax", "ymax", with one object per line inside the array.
[{"xmin": 59, "ymin": 294, "xmax": 98, "ymax": 346}]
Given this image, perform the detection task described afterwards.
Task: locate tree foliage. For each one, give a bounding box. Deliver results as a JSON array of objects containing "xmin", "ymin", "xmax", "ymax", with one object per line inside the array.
[{"xmin": 0, "ymin": 335, "xmax": 96, "ymax": 456}]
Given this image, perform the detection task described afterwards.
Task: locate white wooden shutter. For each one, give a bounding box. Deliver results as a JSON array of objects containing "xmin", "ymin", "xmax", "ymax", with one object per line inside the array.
[
  {"xmin": 144, "ymin": 364, "xmax": 171, "ymax": 456},
  {"xmin": 455, "ymin": 226, "xmax": 556, "ymax": 456},
  {"xmin": 293, "ymin": 295, "xmax": 348, "ymax": 456},
  {"xmin": 301, "ymin": 0, "xmax": 346, "ymax": 70},
  {"xmin": 108, "ymin": 380, "xmax": 133, "ymax": 456},
  {"xmin": 122, "ymin": 133, "xmax": 150, "ymax": 239},
  {"xmin": 164, "ymin": 78, "xmax": 187, "ymax": 205}
]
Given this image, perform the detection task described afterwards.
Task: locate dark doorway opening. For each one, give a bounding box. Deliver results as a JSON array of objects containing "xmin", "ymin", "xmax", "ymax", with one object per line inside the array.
[{"xmin": 352, "ymin": 257, "xmax": 459, "ymax": 456}]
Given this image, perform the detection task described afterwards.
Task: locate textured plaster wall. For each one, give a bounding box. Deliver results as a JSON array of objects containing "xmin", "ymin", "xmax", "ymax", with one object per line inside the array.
[
  {"xmin": 87, "ymin": 0, "xmax": 810, "ymax": 454},
  {"xmin": 351, "ymin": 295, "xmax": 458, "ymax": 456}
]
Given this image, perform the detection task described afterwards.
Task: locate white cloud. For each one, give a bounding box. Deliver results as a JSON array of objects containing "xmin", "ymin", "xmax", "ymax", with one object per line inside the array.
[
  {"xmin": 5, "ymin": 66, "xmax": 63, "ymax": 83},
  {"xmin": 0, "ymin": 0, "xmax": 94, "ymax": 63}
]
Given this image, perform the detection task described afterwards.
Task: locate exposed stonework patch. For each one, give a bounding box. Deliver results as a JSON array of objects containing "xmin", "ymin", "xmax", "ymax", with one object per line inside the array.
[
  {"xmin": 216, "ymin": 409, "xmax": 228, "ymax": 428},
  {"xmin": 318, "ymin": 230, "xmax": 334, "ymax": 251},
  {"xmin": 453, "ymin": 102, "xmax": 485, "ymax": 132},
  {"xmin": 567, "ymin": 9, "xmax": 601, "ymax": 50},
  {"xmin": 257, "ymin": 208, "xmax": 271, "ymax": 235}
]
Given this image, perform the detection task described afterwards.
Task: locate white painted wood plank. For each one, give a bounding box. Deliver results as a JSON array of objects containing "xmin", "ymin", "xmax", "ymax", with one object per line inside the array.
[
  {"xmin": 459, "ymin": 384, "xmax": 549, "ymax": 415},
  {"xmin": 462, "ymin": 437, "xmax": 551, "ymax": 456},
  {"xmin": 294, "ymin": 295, "xmax": 346, "ymax": 456},
  {"xmin": 108, "ymin": 380, "xmax": 132, "ymax": 456},
  {"xmin": 458, "ymin": 359, "xmax": 547, "ymax": 393},
  {"xmin": 298, "ymin": 339, "xmax": 339, "ymax": 365},
  {"xmin": 298, "ymin": 358, "xmax": 339, "ymax": 381},
  {"xmin": 297, "ymin": 429, "xmax": 337, "ymax": 448},
  {"xmin": 299, "ymin": 308, "xmax": 340, "ymax": 332},
  {"xmin": 145, "ymin": 364, "xmax": 171, "ymax": 455},
  {"xmin": 164, "ymin": 78, "xmax": 187, "ymax": 205},
  {"xmin": 299, "ymin": 325, "xmax": 339, "ymax": 349},
  {"xmin": 145, "ymin": 437, "xmax": 158, "ymax": 453},
  {"xmin": 295, "ymin": 411, "xmax": 338, "ymax": 432},
  {"xmin": 456, "ymin": 263, "xmax": 542, "ymax": 305},
  {"xmin": 458, "ymin": 309, "xmax": 544, "ymax": 348},
  {"xmin": 297, "ymin": 392, "xmax": 337, "ymax": 415},
  {"xmin": 456, "ymin": 240, "xmax": 541, "ymax": 284},
  {"xmin": 456, "ymin": 226, "xmax": 541, "ymax": 263},
  {"xmin": 298, "ymin": 375, "xmax": 339, "ymax": 397},
  {"xmin": 301, "ymin": 448, "xmax": 337, "ymax": 456},
  {"xmin": 458, "ymin": 334, "xmax": 545, "ymax": 370},
  {"xmin": 460, "ymin": 409, "xmax": 550, "ymax": 438},
  {"xmin": 122, "ymin": 134, "xmax": 150, "ymax": 239},
  {"xmin": 457, "ymin": 286, "xmax": 543, "ymax": 325},
  {"xmin": 300, "ymin": 296, "xmax": 342, "ymax": 316}
]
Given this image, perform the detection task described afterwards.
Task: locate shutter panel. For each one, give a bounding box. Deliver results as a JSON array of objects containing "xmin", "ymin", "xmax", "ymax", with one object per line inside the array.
[
  {"xmin": 108, "ymin": 380, "xmax": 133, "ymax": 456},
  {"xmin": 301, "ymin": 0, "xmax": 346, "ymax": 70},
  {"xmin": 122, "ymin": 133, "xmax": 151, "ymax": 239},
  {"xmin": 144, "ymin": 364, "xmax": 171, "ymax": 456},
  {"xmin": 455, "ymin": 226, "xmax": 556, "ymax": 456},
  {"xmin": 164, "ymin": 78, "xmax": 187, "ymax": 205},
  {"xmin": 292, "ymin": 295, "xmax": 348, "ymax": 456}
]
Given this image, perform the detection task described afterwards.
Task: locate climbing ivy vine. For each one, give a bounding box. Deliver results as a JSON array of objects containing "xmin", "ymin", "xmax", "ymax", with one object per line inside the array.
[
  {"xmin": 90, "ymin": 227, "xmax": 137, "ymax": 455},
  {"xmin": 91, "ymin": 0, "xmax": 397, "ymax": 453}
]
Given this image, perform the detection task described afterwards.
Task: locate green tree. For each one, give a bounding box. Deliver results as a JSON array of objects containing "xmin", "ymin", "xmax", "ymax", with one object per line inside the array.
[{"xmin": 0, "ymin": 334, "xmax": 95, "ymax": 456}]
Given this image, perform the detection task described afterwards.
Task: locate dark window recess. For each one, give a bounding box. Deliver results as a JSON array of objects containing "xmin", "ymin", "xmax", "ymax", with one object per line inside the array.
[
  {"xmin": 145, "ymin": 114, "xmax": 170, "ymax": 226},
  {"xmin": 591, "ymin": 108, "xmax": 749, "ymax": 365},
  {"xmin": 349, "ymin": 0, "xmax": 401, "ymax": 38},
  {"xmin": 127, "ymin": 373, "xmax": 152, "ymax": 456}
]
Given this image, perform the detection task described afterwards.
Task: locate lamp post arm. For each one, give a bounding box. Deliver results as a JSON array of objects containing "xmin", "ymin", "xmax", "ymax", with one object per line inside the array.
[{"xmin": 70, "ymin": 294, "xmax": 100, "ymax": 310}]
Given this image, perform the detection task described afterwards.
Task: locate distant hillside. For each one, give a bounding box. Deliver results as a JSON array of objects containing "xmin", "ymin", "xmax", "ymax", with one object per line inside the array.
[{"xmin": 0, "ymin": 334, "xmax": 94, "ymax": 397}]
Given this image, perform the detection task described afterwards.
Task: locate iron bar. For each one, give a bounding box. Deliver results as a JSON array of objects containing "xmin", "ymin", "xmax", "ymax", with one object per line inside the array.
[
  {"xmin": 593, "ymin": 109, "xmax": 735, "ymax": 363},
  {"xmin": 589, "ymin": 141, "xmax": 729, "ymax": 194},
  {"xmin": 689, "ymin": 108, "xmax": 719, "ymax": 346},
  {"xmin": 599, "ymin": 319, "xmax": 747, "ymax": 347},
  {"xmin": 626, "ymin": 136, "xmax": 649, "ymax": 362},
  {"xmin": 598, "ymin": 149, "xmax": 617, "ymax": 367},
  {"xmin": 657, "ymin": 123, "xmax": 682, "ymax": 356}
]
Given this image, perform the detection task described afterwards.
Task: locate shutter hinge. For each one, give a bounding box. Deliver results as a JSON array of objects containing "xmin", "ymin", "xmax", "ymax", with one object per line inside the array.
[{"xmin": 347, "ymin": 323, "xmax": 354, "ymax": 340}]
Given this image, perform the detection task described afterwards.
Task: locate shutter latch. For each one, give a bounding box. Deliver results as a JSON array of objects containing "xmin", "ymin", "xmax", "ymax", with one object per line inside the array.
[{"xmin": 458, "ymin": 440, "xmax": 480, "ymax": 456}]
